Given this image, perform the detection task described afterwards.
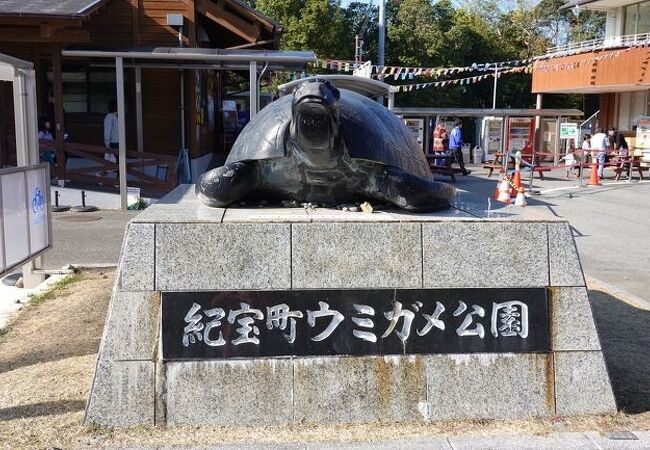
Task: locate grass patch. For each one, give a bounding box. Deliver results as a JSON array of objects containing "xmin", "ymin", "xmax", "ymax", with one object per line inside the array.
[{"xmin": 28, "ymin": 273, "xmax": 83, "ymax": 306}]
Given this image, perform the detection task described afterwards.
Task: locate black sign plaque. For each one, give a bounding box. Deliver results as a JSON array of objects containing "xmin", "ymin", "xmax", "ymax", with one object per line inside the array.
[{"xmin": 161, "ymin": 288, "xmax": 549, "ymax": 360}]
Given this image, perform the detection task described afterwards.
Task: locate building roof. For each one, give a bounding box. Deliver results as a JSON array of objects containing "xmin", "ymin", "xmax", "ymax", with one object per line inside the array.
[
  {"xmin": 560, "ymin": 0, "xmax": 630, "ymax": 11},
  {"xmin": 0, "ymin": 0, "xmax": 109, "ymax": 19},
  {"xmin": 278, "ymin": 75, "xmax": 398, "ymax": 98}
]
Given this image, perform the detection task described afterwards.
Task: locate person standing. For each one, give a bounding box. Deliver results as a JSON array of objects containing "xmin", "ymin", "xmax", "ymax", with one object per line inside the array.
[
  {"xmin": 591, "ymin": 128, "xmax": 609, "ymax": 179},
  {"xmin": 37, "ymin": 117, "xmax": 56, "ymax": 165},
  {"xmin": 608, "ymin": 127, "xmax": 628, "ymax": 155},
  {"xmin": 103, "ymin": 99, "xmax": 119, "ymax": 163},
  {"xmin": 448, "ymin": 119, "xmax": 471, "ymax": 176},
  {"xmin": 432, "ymin": 124, "xmax": 449, "ymax": 167}
]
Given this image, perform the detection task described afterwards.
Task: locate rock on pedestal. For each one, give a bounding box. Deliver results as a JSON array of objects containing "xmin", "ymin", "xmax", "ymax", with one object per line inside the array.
[{"xmin": 85, "ymin": 185, "xmax": 616, "ymax": 426}]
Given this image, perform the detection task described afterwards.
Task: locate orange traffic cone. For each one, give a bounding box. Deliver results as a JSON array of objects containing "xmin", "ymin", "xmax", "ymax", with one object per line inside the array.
[
  {"xmin": 587, "ymin": 162, "xmax": 601, "ymax": 186},
  {"xmin": 493, "ymin": 176, "xmax": 504, "ymax": 200},
  {"xmin": 511, "ymin": 169, "xmax": 521, "ymax": 197},
  {"xmin": 497, "ymin": 177, "xmax": 512, "ymax": 204},
  {"xmin": 514, "ymin": 187, "xmax": 527, "ymax": 207}
]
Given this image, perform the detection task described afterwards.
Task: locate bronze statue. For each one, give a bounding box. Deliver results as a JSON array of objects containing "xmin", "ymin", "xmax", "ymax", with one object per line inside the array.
[{"xmin": 196, "ymin": 79, "xmax": 455, "ymax": 211}]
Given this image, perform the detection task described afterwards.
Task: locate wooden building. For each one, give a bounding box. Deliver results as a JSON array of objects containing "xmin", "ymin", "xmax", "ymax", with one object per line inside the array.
[
  {"xmin": 0, "ymin": 0, "xmax": 312, "ymax": 196},
  {"xmin": 533, "ymin": 0, "xmax": 650, "ymax": 136}
]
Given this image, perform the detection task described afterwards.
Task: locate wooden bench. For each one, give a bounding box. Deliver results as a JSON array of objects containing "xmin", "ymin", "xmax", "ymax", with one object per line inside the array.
[{"xmin": 427, "ymin": 154, "xmax": 462, "ymax": 183}]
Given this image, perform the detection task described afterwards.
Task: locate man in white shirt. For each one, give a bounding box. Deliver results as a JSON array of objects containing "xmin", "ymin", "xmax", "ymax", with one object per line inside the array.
[
  {"xmin": 591, "ymin": 128, "xmax": 609, "ymax": 179},
  {"xmin": 103, "ymin": 100, "xmax": 119, "ymax": 163}
]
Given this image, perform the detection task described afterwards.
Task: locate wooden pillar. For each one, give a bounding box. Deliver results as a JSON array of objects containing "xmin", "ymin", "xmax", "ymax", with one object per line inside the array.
[
  {"xmin": 135, "ymin": 67, "xmax": 143, "ymax": 152},
  {"xmin": 31, "ymin": 44, "xmax": 42, "ymax": 114},
  {"xmin": 51, "ymin": 43, "xmax": 65, "ymax": 182}
]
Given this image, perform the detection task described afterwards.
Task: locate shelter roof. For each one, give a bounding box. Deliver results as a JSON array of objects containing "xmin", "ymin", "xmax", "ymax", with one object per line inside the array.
[
  {"xmin": 62, "ymin": 47, "xmax": 316, "ymax": 70},
  {"xmin": 0, "ymin": 53, "xmax": 33, "ymax": 70},
  {"xmin": 390, "ymin": 107, "xmax": 584, "ymax": 117},
  {"xmin": 0, "ymin": 0, "xmax": 109, "ymax": 19},
  {"xmin": 278, "ymin": 75, "xmax": 398, "ymax": 98}
]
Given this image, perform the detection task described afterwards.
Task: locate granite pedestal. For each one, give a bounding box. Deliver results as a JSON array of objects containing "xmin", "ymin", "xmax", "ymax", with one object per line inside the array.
[{"xmin": 85, "ymin": 185, "xmax": 616, "ymax": 426}]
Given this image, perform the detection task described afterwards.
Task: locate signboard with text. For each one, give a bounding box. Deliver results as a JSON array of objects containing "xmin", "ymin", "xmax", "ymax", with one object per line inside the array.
[
  {"xmin": 0, "ymin": 164, "xmax": 51, "ymax": 276},
  {"xmin": 559, "ymin": 123, "xmax": 578, "ymax": 140},
  {"xmin": 162, "ymin": 288, "xmax": 550, "ymax": 359},
  {"xmin": 636, "ymin": 117, "xmax": 650, "ymax": 149}
]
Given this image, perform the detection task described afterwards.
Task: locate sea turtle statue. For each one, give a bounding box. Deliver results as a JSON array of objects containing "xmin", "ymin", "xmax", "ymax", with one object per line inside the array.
[{"xmin": 196, "ymin": 79, "xmax": 455, "ymax": 211}]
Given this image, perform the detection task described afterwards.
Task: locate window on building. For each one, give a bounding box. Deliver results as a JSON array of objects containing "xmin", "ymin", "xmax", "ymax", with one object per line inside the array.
[
  {"xmin": 617, "ymin": 90, "xmax": 648, "ymax": 131},
  {"xmin": 46, "ymin": 64, "xmax": 121, "ymax": 115},
  {"xmin": 623, "ymin": 1, "xmax": 650, "ymax": 35}
]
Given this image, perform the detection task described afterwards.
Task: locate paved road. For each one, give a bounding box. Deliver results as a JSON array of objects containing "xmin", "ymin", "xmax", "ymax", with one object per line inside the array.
[
  {"xmin": 537, "ymin": 182, "xmax": 650, "ymax": 302},
  {"xmin": 453, "ymin": 169, "xmax": 650, "ymax": 303},
  {"xmin": 44, "ymin": 209, "xmax": 136, "ymax": 269}
]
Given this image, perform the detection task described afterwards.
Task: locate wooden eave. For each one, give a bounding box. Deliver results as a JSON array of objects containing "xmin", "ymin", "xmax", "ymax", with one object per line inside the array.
[{"xmin": 195, "ymin": 0, "xmax": 279, "ymax": 45}]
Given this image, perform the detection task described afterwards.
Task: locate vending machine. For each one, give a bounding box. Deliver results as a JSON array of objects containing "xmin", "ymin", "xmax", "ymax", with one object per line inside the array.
[
  {"xmin": 480, "ymin": 117, "xmax": 503, "ymax": 160},
  {"xmin": 403, "ymin": 118, "xmax": 425, "ymax": 152},
  {"xmin": 507, "ymin": 117, "xmax": 535, "ymax": 152}
]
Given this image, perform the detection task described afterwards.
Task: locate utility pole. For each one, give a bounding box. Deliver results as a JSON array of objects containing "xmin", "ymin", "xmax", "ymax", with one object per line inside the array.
[
  {"xmin": 378, "ymin": 0, "xmax": 385, "ymax": 70},
  {"xmin": 492, "ymin": 66, "xmax": 498, "ymax": 109},
  {"xmin": 355, "ymin": 35, "xmax": 362, "ymax": 63}
]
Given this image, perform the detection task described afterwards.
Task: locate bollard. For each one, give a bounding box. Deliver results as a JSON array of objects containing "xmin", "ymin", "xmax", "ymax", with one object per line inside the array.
[
  {"xmin": 51, "ymin": 190, "xmax": 71, "ymax": 212},
  {"xmin": 71, "ymin": 190, "xmax": 98, "ymax": 212}
]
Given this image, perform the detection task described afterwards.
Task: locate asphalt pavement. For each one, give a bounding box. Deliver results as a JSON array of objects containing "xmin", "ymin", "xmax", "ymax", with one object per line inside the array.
[
  {"xmin": 453, "ymin": 167, "xmax": 650, "ymax": 304},
  {"xmin": 44, "ymin": 209, "xmax": 136, "ymax": 269}
]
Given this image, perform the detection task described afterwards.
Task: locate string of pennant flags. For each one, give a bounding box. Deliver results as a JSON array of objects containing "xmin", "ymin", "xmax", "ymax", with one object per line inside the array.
[
  {"xmin": 392, "ymin": 65, "xmax": 532, "ymax": 92},
  {"xmin": 311, "ymin": 57, "xmax": 533, "ymax": 78},
  {"xmin": 310, "ymin": 39, "xmax": 650, "ymax": 81}
]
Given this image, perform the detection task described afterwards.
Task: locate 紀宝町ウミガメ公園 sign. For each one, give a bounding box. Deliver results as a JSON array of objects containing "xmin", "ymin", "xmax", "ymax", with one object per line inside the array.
[{"xmin": 162, "ymin": 288, "xmax": 550, "ymax": 359}]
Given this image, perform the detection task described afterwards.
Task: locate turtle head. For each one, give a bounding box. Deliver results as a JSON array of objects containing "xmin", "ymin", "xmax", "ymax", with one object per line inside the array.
[{"xmin": 290, "ymin": 79, "xmax": 341, "ymax": 167}]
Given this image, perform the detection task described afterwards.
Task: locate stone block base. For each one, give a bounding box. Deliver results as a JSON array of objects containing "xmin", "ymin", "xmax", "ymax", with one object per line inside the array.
[{"xmin": 85, "ymin": 185, "xmax": 616, "ymax": 426}]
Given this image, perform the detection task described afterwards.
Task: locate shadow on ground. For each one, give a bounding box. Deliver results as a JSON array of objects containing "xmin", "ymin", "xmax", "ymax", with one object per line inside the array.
[
  {"xmin": 589, "ymin": 290, "xmax": 650, "ymax": 413},
  {"xmin": 0, "ymin": 400, "xmax": 85, "ymax": 421}
]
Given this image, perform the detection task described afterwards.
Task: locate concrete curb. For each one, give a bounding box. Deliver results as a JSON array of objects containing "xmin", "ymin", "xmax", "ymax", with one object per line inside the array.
[
  {"xmin": 586, "ymin": 274, "xmax": 650, "ymax": 311},
  {"xmin": 90, "ymin": 430, "xmax": 650, "ymax": 449}
]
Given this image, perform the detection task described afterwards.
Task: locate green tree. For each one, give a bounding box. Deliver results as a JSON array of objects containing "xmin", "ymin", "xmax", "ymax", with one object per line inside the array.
[
  {"xmin": 256, "ymin": 0, "xmax": 347, "ymax": 58},
  {"xmin": 386, "ymin": 0, "xmax": 444, "ymax": 66}
]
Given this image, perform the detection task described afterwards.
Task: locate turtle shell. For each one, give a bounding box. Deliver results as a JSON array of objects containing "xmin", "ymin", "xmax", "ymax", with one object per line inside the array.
[{"xmin": 226, "ymin": 88, "xmax": 432, "ymax": 180}]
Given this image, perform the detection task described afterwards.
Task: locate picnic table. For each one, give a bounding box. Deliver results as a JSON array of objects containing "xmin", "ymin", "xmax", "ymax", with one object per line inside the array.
[
  {"xmin": 483, "ymin": 152, "xmax": 551, "ymax": 179},
  {"xmin": 609, "ymin": 154, "xmax": 647, "ymax": 181},
  {"xmin": 426, "ymin": 153, "xmax": 462, "ymax": 183}
]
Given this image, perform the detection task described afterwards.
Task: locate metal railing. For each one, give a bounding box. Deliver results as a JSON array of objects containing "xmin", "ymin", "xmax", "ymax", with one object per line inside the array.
[{"xmin": 545, "ymin": 32, "xmax": 650, "ymax": 58}]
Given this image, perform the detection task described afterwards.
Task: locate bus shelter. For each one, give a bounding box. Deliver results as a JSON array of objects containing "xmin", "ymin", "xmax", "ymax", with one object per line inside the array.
[{"xmin": 61, "ymin": 47, "xmax": 316, "ymax": 209}]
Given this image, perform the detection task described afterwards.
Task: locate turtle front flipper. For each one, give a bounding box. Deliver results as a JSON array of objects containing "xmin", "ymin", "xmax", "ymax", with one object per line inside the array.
[
  {"xmin": 372, "ymin": 165, "xmax": 456, "ymax": 212},
  {"xmin": 196, "ymin": 161, "xmax": 258, "ymax": 207}
]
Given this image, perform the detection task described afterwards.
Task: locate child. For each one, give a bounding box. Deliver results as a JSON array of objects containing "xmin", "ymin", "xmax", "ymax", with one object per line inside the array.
[{"xmin": 559, "ymin": 146, "xmax": 576, "ymax": 178}]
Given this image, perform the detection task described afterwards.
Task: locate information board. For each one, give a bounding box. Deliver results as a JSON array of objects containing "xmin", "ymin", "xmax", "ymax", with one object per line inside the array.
[
  {"xmin": 559, "ymin": 123, "xmax": 578, "ymax": 140},
  {"xmin": 636, "ymin": 117, "xmax": 650, "ymax": 149},
  {"xmin": 0, "ymin": 164, "xmax": 51, "ymax": 276},
  {"xmin": 162, "ymin": 288, "xmax": 550, "ymax": 359}
]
